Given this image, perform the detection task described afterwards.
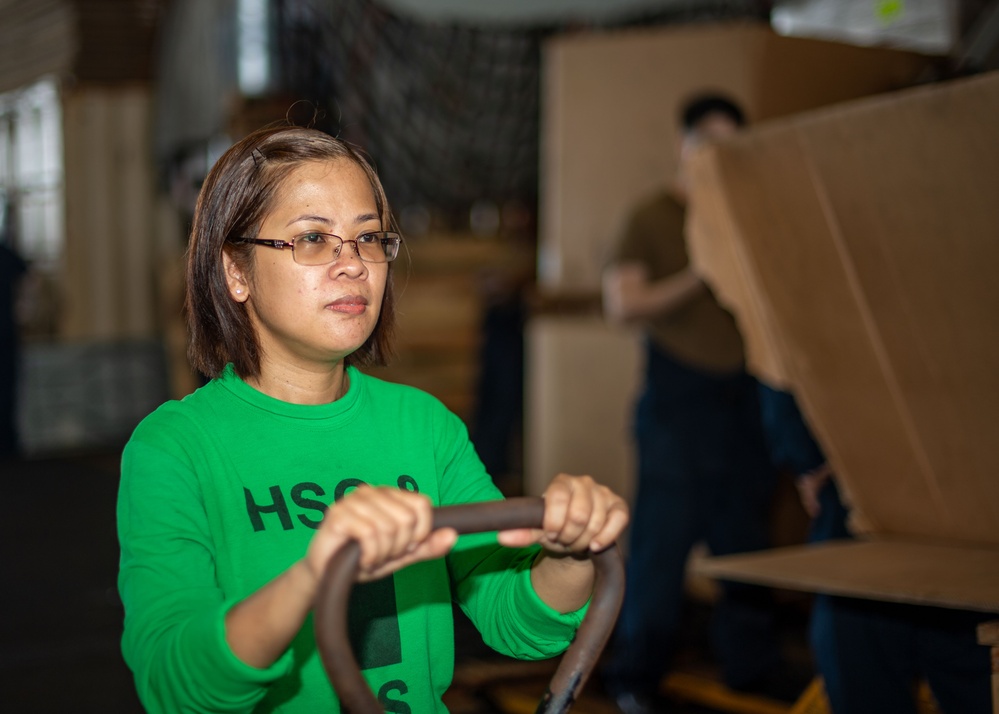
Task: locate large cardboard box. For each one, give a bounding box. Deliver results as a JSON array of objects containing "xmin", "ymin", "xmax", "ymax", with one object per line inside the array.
[{"xmin": 688, "ymin": 72, "xmax": 999, "ymax": 614}]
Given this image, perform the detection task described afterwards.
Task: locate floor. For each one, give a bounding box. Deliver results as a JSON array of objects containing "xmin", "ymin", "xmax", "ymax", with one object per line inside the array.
[
  {"xmin": 0, "ymin": 450, "xmax": 813, "ymax": 713},
  {"xmin": 1, "ymin": 451, "xmax": 145, "ymax": 712}
]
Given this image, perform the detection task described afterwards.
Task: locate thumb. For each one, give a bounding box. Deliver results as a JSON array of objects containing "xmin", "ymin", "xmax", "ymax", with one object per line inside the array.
[{"xmin": 497, "ymin": 528, "xmax": 542, "ymax": 548}]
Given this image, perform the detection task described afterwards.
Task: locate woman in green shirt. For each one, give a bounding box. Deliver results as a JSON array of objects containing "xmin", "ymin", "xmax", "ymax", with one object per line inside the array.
[{"xmin": 117, "ymin": 124, "xmax": 628, "ymax": 713}]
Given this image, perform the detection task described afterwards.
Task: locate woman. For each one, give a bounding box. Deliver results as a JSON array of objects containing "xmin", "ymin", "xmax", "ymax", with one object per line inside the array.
[{"xmin": 117, "ymin": 125, "xmax": 629, "ymax": 713}]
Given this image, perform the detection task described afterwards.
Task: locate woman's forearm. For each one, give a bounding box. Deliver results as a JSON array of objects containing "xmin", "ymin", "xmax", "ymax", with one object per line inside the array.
[
  {"xmin": 530, "ymin": 550, "xmax": 595, "ymax": 614},
  {"xmin": 224, "ymin": 559, "xmax": 317, "ymax": 668},
  {"xmin": 223, "ymin": 485, "xmax": 457, "ymax": 669}
]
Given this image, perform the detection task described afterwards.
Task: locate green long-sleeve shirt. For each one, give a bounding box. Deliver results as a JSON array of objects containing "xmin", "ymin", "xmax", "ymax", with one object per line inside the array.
[{"xmin": 118, "ymin": 365, "xmax": 583, "ymax": 713}]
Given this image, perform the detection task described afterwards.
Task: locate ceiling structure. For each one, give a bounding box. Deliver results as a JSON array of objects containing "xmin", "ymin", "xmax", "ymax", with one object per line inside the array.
[
  {"xmin": 375, "ymin": 0, "xmax": 756, "ymax": 26},
  {"xmin": 151, "ymin": 0, "xmax": 997, "ymax": 229},
  {"xmin": 155, "ymin": 0, "xmax": 772, "ymax": 225}
]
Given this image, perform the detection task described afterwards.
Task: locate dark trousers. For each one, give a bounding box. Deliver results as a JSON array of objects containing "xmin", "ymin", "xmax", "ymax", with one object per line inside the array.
[
  {"xmin": 757, "ymin": 385, "xmax": 992, "ymax": 714},
  {"xmin": 808, "ymin": 481, "xmax": 991, "ymax": 714},
  {"xmin": 604, "ymin": 342, "xmax": 781, "ymax": 695},
  {"xmin": 470, "ymin": 300, "xmax": 524, "ymax": 479},
  {"xmin": 757, "ymin": 382, "xmax": 825, "ymax": 478}
]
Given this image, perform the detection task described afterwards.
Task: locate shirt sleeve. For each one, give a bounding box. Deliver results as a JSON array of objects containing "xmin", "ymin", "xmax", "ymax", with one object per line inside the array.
[
  {"xmin": 604, "ymin": 195, "xmax": 662, "ymax": 270},
  {"xmin": 117, "ymin": 421, "xmax": 292, "ymax": 713},
  {"xmin": 432, "ymin": 405, "xmax": 587, "ymax": 660}
]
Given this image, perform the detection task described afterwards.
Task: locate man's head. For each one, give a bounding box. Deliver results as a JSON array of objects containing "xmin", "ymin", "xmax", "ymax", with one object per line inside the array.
[
  {"xmin": 674, "ymin": 93, "xmax": 747, "ymax": 197},
  {"xmin": 680, "ymin": 94, "xmax": 746, "ymax": 135}
]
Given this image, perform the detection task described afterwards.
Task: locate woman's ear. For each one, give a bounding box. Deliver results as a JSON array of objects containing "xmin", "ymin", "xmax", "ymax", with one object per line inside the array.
[{"xmin": 223, "ymin": 249, "xmax": 250, "ymax": 303}]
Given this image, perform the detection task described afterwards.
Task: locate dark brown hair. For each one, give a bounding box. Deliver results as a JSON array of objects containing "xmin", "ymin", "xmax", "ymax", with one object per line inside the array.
[
  {"xmin": 680, "ymin": 93, "xmax": 746, "ymax": 131},
  {"xmin": 185, "ymin": 124, "xmax": 397, "ymax": 379}
]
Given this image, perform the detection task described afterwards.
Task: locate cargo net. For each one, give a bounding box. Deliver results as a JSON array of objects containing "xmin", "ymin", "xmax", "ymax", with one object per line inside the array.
[{"xmin": 275, "ymin": 0, "xmax": 768, "ymax": 228}]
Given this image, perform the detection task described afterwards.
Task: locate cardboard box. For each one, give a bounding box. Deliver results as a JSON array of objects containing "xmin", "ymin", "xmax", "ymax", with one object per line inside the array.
[
  {"xmin": 524, "ymin": 316, "xmax": 641, "ymax": 504},
  {"xmin": 688, "ymin": 72, "xmax": 999, "ymax": 611}
]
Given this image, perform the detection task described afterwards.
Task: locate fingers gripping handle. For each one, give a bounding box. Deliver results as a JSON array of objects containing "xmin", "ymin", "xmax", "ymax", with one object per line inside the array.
[{"xmin": 313, "ymin": 497, "xmax": 625, "ymax": 714}]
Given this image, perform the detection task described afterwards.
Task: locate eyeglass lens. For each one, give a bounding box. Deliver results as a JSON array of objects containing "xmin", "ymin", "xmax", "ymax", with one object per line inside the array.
[{"xmin": 293, "ymin": 232, "xmax": 400, "ymax": 265}]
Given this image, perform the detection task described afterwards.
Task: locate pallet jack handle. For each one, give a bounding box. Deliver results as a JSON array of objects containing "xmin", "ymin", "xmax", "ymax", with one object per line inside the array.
[{"xmin": 314, "ymin": 496, "xmax": 625, "ymax": 713}]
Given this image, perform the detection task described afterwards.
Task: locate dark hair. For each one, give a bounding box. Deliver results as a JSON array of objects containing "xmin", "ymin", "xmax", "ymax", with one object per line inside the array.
[
  {"xmin": 185, "ymin": 125, "xmax": 397, "ymax": 380},
  {"xmin": 680, "ymin": 93, "xmax": 746, "ymax": 131}
]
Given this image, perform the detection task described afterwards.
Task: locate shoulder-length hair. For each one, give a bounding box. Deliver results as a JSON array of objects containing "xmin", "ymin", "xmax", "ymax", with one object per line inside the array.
[{"xmin": 185, "ymin": 125, "xmax": 397, "ymax": 380}]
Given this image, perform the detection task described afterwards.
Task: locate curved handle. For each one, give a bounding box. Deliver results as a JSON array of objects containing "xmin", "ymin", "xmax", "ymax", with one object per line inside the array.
[{"xmin": 314, "ymin": 497, "xmax": 625, "ymax": 714}]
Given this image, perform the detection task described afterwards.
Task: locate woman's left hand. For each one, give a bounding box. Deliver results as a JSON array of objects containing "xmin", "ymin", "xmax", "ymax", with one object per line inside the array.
[{"xmin": 497, "ymin": 473, "xmax": 629, "ymax": 555}]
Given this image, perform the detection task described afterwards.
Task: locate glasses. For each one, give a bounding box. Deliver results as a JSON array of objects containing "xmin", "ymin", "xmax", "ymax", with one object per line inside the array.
[{"xmin": 235, "ymin": 231, "xmax": 402, "ymax": 265}]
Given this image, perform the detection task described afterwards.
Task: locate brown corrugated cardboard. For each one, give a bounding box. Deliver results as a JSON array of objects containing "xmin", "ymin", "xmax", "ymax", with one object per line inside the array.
[
  {"xmin": 524, "ymin": 317, "xmax": 641, "ymax": 503},
  {"xmin": 689, "ymin": 71, "xmax": 999, "ymax": 547},
  {"xmin": 699, "ymin": 540, "xmax": 999, "ymax": 613},
  {"xmin": 687, "ymin": 72, "xmax": 999, "ymax": 608}
]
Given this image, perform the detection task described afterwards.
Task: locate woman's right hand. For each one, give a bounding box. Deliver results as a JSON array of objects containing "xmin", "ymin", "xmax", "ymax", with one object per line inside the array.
[{"xmin": 303, "ymin": 486, "xmax": 458, "ymax": 587}]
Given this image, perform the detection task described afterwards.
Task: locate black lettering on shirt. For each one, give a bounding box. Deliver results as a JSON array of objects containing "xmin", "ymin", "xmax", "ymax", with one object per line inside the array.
[
  {"xmin": 349, "ymin": 576, "xmax": 403, "ymax": 670},
  {"xmin": 397, "ymin": 474, "xmax": 419, "ymax": 493},
  {"xmin": 291, "ymin": 482, "xmax": 326, "ymax": 529},
  {"xmin": 378, "ymin": 679, "xmax": 411, "ymax": 713},
  {"xmin": 244, "ymin": 485, "xmax": 293, "ymax": 532},
  {"xmin": 334, "ymin": 477, "xmax": 368, "ymax": 502}
]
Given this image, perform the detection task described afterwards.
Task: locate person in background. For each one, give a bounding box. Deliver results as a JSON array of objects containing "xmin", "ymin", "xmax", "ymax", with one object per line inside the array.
[
  {"xmin": 469, "ymin": 239, "xmax": 533, "ymax": 491},
  {"xmin": 117, "ymin": 124, "xmax": 628, "ymax": 713},
  {"xmin": 0, "ymin": 237, "xmax": 28, "ymax": 460},
  {"xmin": 757, "ymin": 382, "xmax": 992, "ymax": 714},
  {"xmin": 600, "ymin": 94, "xmax": 787, "ymax": 714}
]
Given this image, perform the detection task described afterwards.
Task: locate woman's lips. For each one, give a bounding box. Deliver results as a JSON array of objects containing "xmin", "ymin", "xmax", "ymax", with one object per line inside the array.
[{"xmin": 327, "ymin": 295, "xmax": 368, "ymax": 315}]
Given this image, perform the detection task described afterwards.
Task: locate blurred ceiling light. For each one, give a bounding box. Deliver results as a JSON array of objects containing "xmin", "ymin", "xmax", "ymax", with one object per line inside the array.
[{"xmin": 771, "ymin": 0, "xmax": 955, "ymax": 55}]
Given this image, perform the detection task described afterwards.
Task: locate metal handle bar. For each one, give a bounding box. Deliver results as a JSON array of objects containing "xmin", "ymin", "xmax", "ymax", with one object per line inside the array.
[{"xmin": 314, "ymin": 496, "xmax": 625, "ymax": 714}]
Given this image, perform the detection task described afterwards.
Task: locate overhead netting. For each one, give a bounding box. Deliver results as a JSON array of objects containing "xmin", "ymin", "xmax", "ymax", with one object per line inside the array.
[{"xmin": 272, "ymin": 0, "xmax": 769, "ymax": 226}]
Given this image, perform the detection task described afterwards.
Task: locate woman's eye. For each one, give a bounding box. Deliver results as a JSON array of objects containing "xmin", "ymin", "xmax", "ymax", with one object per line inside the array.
[
  {"xmin": 298, "ymin": 233, "xmax": 328, "ymax": 245},
  {"xmin": 357, "ymin": 233, "xmax": 380, "ymax": 245}
]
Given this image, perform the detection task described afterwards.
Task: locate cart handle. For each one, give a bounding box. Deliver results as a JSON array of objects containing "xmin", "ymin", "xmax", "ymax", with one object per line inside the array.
[{"xmin": 314, "ymin": 496, "xmax": 625, "ymax": 714}]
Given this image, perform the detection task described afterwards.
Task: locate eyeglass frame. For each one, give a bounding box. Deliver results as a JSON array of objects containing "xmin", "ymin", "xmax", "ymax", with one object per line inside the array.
[{"xmin": 231, "ymin": 231, "xmax": 403, "ymax": 265}]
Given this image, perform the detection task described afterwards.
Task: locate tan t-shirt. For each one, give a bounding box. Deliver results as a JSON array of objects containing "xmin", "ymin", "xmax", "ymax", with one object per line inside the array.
[{"xmin": 607, "ymin": 190, "xmax": 745, "ymax": 374}]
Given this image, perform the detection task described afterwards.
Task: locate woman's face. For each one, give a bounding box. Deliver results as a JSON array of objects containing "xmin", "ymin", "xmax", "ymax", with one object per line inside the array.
[{"xmin": 225, "ymin": 158, "xmax": 389, "ymax": 372}]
